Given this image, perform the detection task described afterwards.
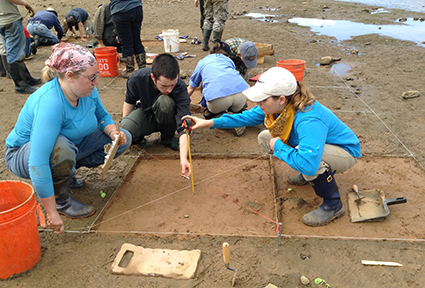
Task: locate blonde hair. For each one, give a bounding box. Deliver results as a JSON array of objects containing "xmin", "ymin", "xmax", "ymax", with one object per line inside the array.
[
  {"xmin": 42, "ymin": 66, "xmax": 85, "ymax": 82},
  {"xmin": 289, "ymin": 82, "xmax": 315, "ymax": 112}
]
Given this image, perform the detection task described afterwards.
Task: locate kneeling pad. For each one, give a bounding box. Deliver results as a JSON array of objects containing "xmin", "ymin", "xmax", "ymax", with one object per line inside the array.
[{"xmin": 110, "ymin": 243, "xmax": 201, "ymax": 279}]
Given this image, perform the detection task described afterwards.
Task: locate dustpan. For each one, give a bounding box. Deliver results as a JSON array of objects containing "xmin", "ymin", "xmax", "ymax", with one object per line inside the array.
[{"xmin": 347, "ymin": 189, "xmax": 406, "ymax": 223}]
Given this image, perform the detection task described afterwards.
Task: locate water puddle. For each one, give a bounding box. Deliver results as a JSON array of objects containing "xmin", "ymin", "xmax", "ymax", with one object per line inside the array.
[
  {"xmin": 334, "ymin": 0, "xmax": 425, "ymax": 13},
  {"xmin": 244, "ymin": 12, "xmax": 281, "ymax": 23},
  {"xmin": 371, "ymin": 8, "xmax": 391, "ymax": 14},
  {"xmin": 316, "ymin": 62, "xmax": 352, "ymax": 76},
  {"xmin": 288, "ymin": 17, "xmax": 425, "ymax": 47}
]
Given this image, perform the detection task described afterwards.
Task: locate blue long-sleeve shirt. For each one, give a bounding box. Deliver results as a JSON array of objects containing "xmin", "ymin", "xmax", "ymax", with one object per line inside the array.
[
  {"xmin": 5, "ymin": 77, "xmax": 115, "ymax": 198},
  {"xmin": 65, "ymin": 7, "xmax": 89, "ymax": 23},
  {"xmin": 189, "ymin": 53, "xmax": 249, "ymax": 101},
  {"xmin": 212, "ymin": 102, "xmax": 362, "ymax": 176},
  {"xmin": 28, "ymin": 10, "xmax": 63, "ymax": 39}
]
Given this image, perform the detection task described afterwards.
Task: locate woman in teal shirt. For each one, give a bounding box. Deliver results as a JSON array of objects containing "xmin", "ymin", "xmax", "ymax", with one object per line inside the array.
[
  {"xmin": 5, "ymin": 43, "xmax": 131, "ymax": 234},
  {"xmin": 183, "ymin": 67, "xmax": 361, "ymax": 227}
]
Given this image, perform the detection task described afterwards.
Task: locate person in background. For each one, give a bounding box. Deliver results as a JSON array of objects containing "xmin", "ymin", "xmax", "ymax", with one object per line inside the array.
[
  {"xmin": 187, "ymin": 42, "xmax": 248, "ymax": 136},
  {"xmin": 110, "ymin": 0, "xmax": 145, "ymax": 78},
  {"xmin": 4, "ymin": 43, "xmax": 132, "ymax": 234},
  {"xmin": 64, "ymin": 7, "xmax": 92, "ymax": 42},
  {"xmin": 119, "ymin": 53, "xmax": 191, "ymax": 177},
  {"xmin": 27, "ymin": 7, "xmax": 63, "ymax": 50},
  {"xmin": 225, "ymin": 38, "xmax": 258, "ymax": 82},
  {"xmin": 201, "ymin": 0, "xmax": 228, "ymax": 51},
  {"xmin": 0, "ymin": 0, "xmax": 41, "ymax": 94},
  {"xmin": 0, "ymin": 38, "xmax": 11, "ymax": 78},
  {"xmin": 183, "ymin": 67, "xmax": 361, "ymax": 227},
  {"xmin": 23, "ymin": 25, "xmax": 32, "ymax": 59},
  {"xmin": 194, "ymin": 0, "xmax": 204, "ymax": 34},
  {"xmin": 92, "ymin": 3, "xmax": 121, "ymax": 53}
]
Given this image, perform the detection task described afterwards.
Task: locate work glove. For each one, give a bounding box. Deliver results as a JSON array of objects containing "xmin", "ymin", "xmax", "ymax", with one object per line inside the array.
[{"xmin": 25, "ymin": 3, "xmax": 35, "ymax": 17}]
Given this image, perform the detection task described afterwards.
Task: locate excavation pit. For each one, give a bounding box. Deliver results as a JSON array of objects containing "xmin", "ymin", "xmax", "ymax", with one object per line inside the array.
[{"xmin": 94, "ymin": 156, "xmax": 279, "ymax": 237}]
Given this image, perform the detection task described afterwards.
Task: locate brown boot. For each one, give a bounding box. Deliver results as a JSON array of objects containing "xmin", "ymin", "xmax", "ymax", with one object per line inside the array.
[
  {"xmin": 120, "ymin": 55, "xmax": 135, "ymax": 78},
  {"xmin": 135, "ymin": 53, "xmax": 146, "ymax": 69}
]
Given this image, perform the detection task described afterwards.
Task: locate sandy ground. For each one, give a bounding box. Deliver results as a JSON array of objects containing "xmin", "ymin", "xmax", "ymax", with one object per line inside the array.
[{"xmin": 1, "ymin": 0, "xmax": 425, "ymax": 287}]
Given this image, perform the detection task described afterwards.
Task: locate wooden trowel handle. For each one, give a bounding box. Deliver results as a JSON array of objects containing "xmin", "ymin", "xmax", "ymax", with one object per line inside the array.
[
  {"xmin": 222, "ymin": 242, "xmax": 230, "ymax": 265},
  {"xmin": 353, "ymin": 185, "xmax": 359, "ymax": 192}
]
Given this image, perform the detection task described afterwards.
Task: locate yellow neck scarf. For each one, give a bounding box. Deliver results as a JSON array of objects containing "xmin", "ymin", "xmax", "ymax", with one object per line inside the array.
[{"xmin": 264, "ymin": 103, "xmax": 295, "ymax": 144}]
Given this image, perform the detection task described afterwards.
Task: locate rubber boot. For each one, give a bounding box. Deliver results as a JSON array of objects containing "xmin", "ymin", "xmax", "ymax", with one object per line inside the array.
[
  {"xmin": 202, "ymin": 29, "xmax": 212, "ymax": 51},
  {"xmin": 23, "ymin": 63, "xmax": 42, "ymax": 86},
  {"xmin": 120, "ymin": 55, "xmax": 135, "ymax": 78},
  {"xmin": 287, "ymin": 173, "xmax": 308, "ymax": 186},
  {"xmin": 302, "ymin": 167, "xmax": 344, "ymax": 227},
  {"xmin": 212, "ymin": 30, "xmax": 223, "ymax": 44},
  {"xmin": 55, "ymin": 187, "xmax": 95, "ymax": 219},
  {"xmin": 0, "ymin": 55, "xmax": 11, "ymax": 79},
  {"xmin": 135, "ymin": 53, "xmax": 146, "ymax": 69},
  {"xmin": 9, "ymin": 61, "xmax": 37, "ymax": 94},
  {"xmin": 0, "ymin": 55, "xmax": 6, "ymax": 77}
]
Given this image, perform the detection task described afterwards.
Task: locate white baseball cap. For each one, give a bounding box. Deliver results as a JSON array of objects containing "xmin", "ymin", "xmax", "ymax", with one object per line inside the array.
[{"xmin": 243, "ymin": 67, "xmax": 297, "ymax": 102}]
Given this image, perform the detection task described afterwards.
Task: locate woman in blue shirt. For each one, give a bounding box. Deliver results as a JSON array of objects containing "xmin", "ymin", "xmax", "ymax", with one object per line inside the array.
[
  {"xmin": 183, "ymin": 67, "xmax": 361, "ymax": 226},
  {"xmin": 5, "ymin": 43, "xmax": 131, "ymax": 234},
  {"xmin": 187, "ymin": 42, "xmax": 248, "ymax": 136}
]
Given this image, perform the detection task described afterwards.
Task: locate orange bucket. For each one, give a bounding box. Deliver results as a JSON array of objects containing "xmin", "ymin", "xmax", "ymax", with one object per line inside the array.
[
  {"xmin": 0, "ymin": 181, "xmax": 41, "ymax": 279},
  {"xmin": 94, "ymin": 47, "xmax": 120, "ymax": 77},
  {"xmin": 276, "ymin": 59, "xmax": 306, "ymax": 82}
]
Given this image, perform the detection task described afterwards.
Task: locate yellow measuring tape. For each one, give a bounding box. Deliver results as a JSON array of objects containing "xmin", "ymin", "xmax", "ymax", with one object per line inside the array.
[{"xmin": 184, "ymin": 121, "xmax": 195, "ymax": 195}]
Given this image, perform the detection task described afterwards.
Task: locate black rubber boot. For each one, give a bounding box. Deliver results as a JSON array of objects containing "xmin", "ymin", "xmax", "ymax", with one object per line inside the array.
[
  {"xmin": 68, "ymin": 176, "xmax": 85, "ymax": 189},
  {"xmin": 302, "ymin": 167, "xmax": 344, "ymax": 226},
  {"xmin": 9, "ymin": 61, "xmax": 37, "ymax": 94},
  {"xmin": 23, "ymin": 64, "xmax": 41, "ymax": 86},
  {"xmin": 135, "ymin": 53, "xmax": 146, "ymax": 69},
  {"xmin": 212, "ymin": 30, "xmax": 223, "ymax": 44},
  {"xmin": 202, "ymin": 29, "xmax": 212, "ymax": 51},
  {"xmin": 0, "ymin": 54, "xmax": 8, "ymax": 77},
  {"xmin": 55, "ymin": 188, "xmax": 95, "ymax": 219}
]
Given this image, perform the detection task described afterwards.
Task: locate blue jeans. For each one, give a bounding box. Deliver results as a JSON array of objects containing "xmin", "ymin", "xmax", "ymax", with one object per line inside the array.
[
  {"xmin": 112, "ymin": 6, "xmax": 145, "ymax": 57},
  {"xmin": 0, "ymin": 19, "xmax": 26, "ymax": 63},
  {"xmin": 27, "ymin": 22, "xmax": 59, "ymax": 46},
  {"xmin": 5, "ymin": 128, "xmax": 132, "ymax": 195}
]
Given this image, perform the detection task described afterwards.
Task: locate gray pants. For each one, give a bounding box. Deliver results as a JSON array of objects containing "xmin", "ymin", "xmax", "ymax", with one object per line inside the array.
[
  {"xmin": 258, "ymin": 130, "xmax": 357, "ymax": 180},
  {"xmin": 120, "ymin": 95, "xmax": 176, "ymax": 143},
  {"xmin": 206, "ymin": 91, "xmax": 246, "ymax": 114}
]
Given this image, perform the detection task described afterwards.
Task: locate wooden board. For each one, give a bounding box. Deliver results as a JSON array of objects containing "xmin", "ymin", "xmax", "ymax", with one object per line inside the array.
[{"xmin": 255, "ymin": 43, "xmax": 274, "ymax": 58}]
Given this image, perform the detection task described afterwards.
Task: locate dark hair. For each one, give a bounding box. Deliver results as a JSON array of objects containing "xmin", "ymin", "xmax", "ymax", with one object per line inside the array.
[
  {"xmin": 66, "ymin": 17, "xmax": 78, "ymax": 30},
  {"xmin": 210, "ymin": 42, "xmax": 231, "ymax": 57},
  {"xmin": 152, "ymin": 53, "xmax": 180, "ymax": 80}
]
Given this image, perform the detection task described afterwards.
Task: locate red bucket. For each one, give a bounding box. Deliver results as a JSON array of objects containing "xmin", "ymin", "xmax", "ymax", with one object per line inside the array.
[
  {"xmin": 94, "ymin": 47, "xmax": 120, "ymax": 77},
  {"xmin": 276, "ymin": 59, "xmax": 306, "ymax": 82},
  {"xmin": 0, "ymin": 181, "xmax": 41, "ymax": 279}
]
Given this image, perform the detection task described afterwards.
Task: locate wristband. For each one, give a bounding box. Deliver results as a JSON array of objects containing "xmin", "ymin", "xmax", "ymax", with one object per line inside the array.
[{"xmin": 108, "ymin": 129, "xmax": 118, "ymax": 137}]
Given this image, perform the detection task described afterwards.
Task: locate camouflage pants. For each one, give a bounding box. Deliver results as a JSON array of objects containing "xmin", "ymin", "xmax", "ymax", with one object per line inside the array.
[{"xmin": 202, "ymin": 0, "xmax": 228, "ymax": 32}]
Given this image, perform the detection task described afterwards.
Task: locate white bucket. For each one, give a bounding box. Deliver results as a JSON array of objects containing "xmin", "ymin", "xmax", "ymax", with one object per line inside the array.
[{"xmin": 162, "ymin": 29, "xmax": 180, "ymax": 53}]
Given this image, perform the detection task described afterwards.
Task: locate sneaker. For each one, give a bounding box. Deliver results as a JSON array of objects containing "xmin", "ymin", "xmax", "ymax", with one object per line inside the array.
[
  {"xmin": 161, "ymin": 137, "xmax": 179, "ymax": 151},
  {"xmin": 287, "ymin": 173, "xmax": 308, "ymax": 186},
  {"xmin": 234, "ymin": 127, "xmax": 246, "ymax": 137},
  {"xmin": 69, "ymin": 177, "xmax": 85, "ymax": 189},
  {"xmin": 30, "ymin": 42, "xmax": 37, "ymax": 55}
]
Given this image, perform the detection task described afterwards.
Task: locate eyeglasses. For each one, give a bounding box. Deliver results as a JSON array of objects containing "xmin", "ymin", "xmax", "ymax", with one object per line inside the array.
[{"xmin": 78, "ymin": 72, "xmax": 99, "ymax": 82}]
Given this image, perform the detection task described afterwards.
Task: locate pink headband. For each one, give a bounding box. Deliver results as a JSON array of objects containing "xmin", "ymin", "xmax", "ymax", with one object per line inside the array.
[{"xmin": 45, "ymin": 43, "xmax": 96, "ymax": 73}]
